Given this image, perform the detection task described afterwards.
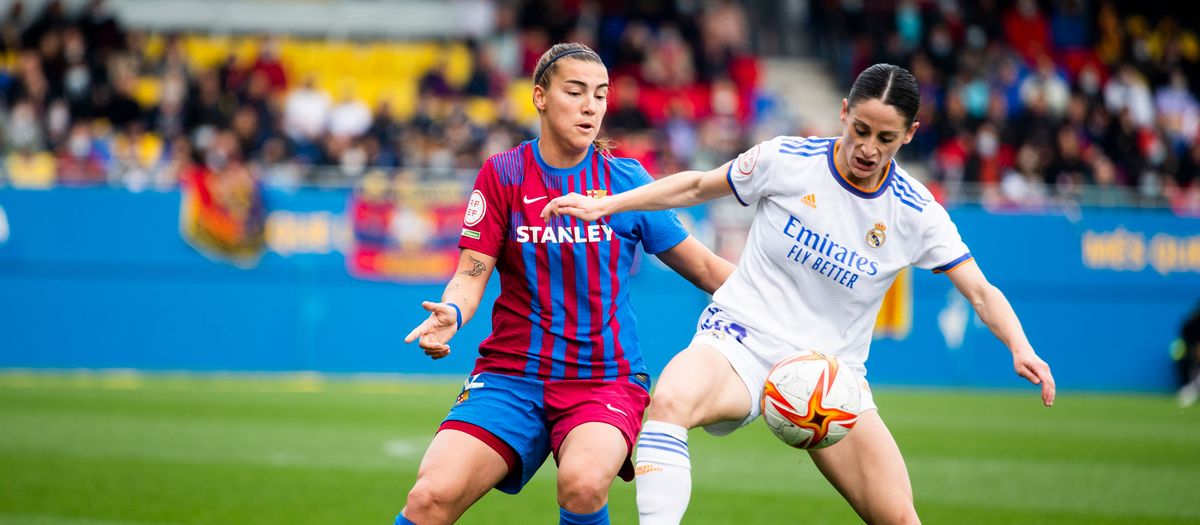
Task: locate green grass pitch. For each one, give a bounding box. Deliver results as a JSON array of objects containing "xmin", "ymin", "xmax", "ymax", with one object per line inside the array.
[{"xmin": 1, "ymin": 372, "xmax": 1198, "ymax": 524}]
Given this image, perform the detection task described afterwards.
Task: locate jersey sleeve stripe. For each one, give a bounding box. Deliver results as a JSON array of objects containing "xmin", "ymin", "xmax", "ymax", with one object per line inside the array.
[
  {"xmin": 889, "ymin": 180, "xmax": 926, "ymax": 212},
  {"xmin": 891, "ymin": 174, "xmax": 931, "ymax": 204},
  {"xmin": 932, "ymin": 252, "xmax": 974, "ymax": 274},
  {"xmin": 779, "ymin": 150, "xmax": 827, "ymax": 158},
  {"xmin": 779, "ymin": 142, "xmax": 826, "ymax": 153},
  {"xmin": 726, "ymin": 162, "xmax": 751, "ymax": 207}
]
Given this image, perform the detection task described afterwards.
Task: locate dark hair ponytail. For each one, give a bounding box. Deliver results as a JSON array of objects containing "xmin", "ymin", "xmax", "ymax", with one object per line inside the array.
[{"xmin": 848, "ymin": 64, "xmax": 920, "ymax": 127}]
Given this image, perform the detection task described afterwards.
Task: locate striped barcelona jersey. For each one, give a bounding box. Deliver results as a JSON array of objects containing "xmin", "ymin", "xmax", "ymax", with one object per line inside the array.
[
  {"xmin": 458, "ymin": 140, "xmax": 688, "ymax": 385},
  {"xmin": 715, "ymin": 136, "xmax": 972, "ymax": 378}
]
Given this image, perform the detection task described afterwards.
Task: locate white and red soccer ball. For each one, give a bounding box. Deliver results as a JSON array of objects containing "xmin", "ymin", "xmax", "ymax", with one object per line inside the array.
[{"xmin": 761, "ymin": 351, "xmax": 863, "ymax": 449}]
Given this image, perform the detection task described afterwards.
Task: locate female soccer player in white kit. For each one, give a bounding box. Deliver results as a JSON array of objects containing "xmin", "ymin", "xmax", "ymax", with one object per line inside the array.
[{"xmin": 542, "ymin": 63, "xmax": 1056, "ymax": 524}]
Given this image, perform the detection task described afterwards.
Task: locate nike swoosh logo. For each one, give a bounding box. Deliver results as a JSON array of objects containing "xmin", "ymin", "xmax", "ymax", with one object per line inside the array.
[
  {"xmin": 605, "ymin": 403, "xmax": 628, "ymax": 417},
  {"xmin": 523, "ymin": 195, "xmax": 548, "ymax": 204}
]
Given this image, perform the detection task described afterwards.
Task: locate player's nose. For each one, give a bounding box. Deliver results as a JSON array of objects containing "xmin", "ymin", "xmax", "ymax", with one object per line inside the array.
[{"xmin": 862, "ymin": 140, "xmax": 879, "ymax": 158}]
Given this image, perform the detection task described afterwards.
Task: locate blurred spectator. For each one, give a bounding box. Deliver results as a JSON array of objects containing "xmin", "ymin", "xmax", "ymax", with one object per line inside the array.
[
  {"xmin": 1155, "ymin": 69, "xmax": 1199, "ymax": 149},
  {"xmin": 643, "ymin": 25, "xmax": 695, "ymax": 89},
  {"xmin": 249, "ymin": 37, "xmax": 287, "ymax": 93},
  {"xmin": 1046, "ymin": 126, "xmax": 1091, "ymax": 189},
  {"xmin": 147, "ymin": 70, "xmax": 188, "ymax": 140},
  {"xmin": 1003, "ymin": 0, "xmax": 1052, "ymax": 64},
  {"xmin": 606, "ymin": 76, "xmax": 649, "ymax": 133},
  {"xmin": 283, "ymin": 76, "xmax": 329, "ymax": 142},
  {"xmin": 106, "ymin": 73, "xmax": 142, "ymax": 130},
  {"xmin": 1081, "ymin": 153, "xmax": 1132, "ymax": 207},
  {"xmin": 417, "ymin": 59, "xmax": 454, "ymax": 99},
  {"xmin": 1019, "ymin": 54, "xmax": 1070, "ymax": 118},
  {"xmin": 1105, "ymin": 65, "xmax": 1156, "ymax": 129},
  {"xmin": 56, "ymin": 122, "xmax": 105, "ymax": 185},
  {"xmin": 463, "ymin": 41, "xmax": 508, "ymax": 99},
  {"xmin": 328, "ymin": 89, "xmax": 371, "ymax": 140},
  {"xmin": 1000, "ymin": 143, "xmax": 1050, "ymax": 208},
  {"xmin": 6, "ymin": 147, "xmax": 56, "ymax": 188},
  {"xmin": 7, "ymin": 100, "xmax": 44, "ymax": 151}
]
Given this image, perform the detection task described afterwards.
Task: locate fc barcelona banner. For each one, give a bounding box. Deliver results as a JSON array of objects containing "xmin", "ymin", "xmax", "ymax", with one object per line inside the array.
[
  {"xmin": 344, "ymin": 175, "xmax": 467, "ymax": 282},
  {"xmin": 179, "ymin": 164, "xmax": 267, "ymax": 268}
]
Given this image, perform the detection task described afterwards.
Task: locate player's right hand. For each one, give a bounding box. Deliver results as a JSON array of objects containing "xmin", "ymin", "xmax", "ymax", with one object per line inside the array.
[
  {"xmin": 1013, "ymin": 349, "xmax": 1055, "ymax": 407},
  {"xmin": 404, "ymin": 301, "xmax": 458, "ymax": 360},
  {"xmin": 540, "ymin": 192, "xmax": 609, "ymax": 222}
]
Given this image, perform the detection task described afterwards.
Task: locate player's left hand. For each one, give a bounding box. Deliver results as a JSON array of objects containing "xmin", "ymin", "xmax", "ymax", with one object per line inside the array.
[
  {"xmin": 540, "ymin": 192, "xmax": 609, "ymax": 222},
  {"xmin": 403, "ymin": 301, "xmax": 458, "ymax": 360},
  {"xmin": 1013, "ymin": 350, "xmax": 1055, "ymax": 407}
]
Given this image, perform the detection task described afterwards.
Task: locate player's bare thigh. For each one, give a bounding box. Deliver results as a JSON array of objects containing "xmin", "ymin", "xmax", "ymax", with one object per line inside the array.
[
  {"xmin": 404, "ymin": 429, "xmax": 509, "ymax": 524},
  {"xmin": 646, "ymin": 342, "xmax": 753, "ymax": 429},
  {"xmin": 807, "ymin": 409, "xmax": 920, "ymax": 525}
]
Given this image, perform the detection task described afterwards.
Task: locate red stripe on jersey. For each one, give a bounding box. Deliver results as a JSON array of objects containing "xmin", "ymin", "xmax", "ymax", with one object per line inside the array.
[
  {"xmin": 492, "ymin": 225, "xmax": 534, "ymax": 373},
  {"xmin": 529, "ymin": 146, "xmax": 557, "ymax": 379},
  {"xmin": 560, "ymin": 175, "xmax": 581, "ymax": 378},
  {"xmin": 585, "ymin": 154, "xmax": 606, "ymax": 379},
  {"xmin": 602, "ymin": 156, "xmax": 629, "ymax": 377}
]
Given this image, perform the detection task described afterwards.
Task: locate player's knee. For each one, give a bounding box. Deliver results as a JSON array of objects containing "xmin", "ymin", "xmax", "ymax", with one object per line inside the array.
[
  {"xmin": 404, "ymin": 479, "xmax": 459, "ymax": 524},
  {"xmin": 556, "ymin": 467, "xmax": 610, "ymax": 513},
  {"xmin": 645, "ymin": 386, "xmax": 699, "ymax": 426}
]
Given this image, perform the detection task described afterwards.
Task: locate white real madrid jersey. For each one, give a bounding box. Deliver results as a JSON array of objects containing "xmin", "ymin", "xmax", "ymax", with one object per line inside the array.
[{"xmin": 712, "ymin": 136, "xmax": 972, "ymax": 377}]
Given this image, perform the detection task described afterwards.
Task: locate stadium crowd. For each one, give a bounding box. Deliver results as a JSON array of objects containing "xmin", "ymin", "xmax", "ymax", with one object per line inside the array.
[
  {"xmin": 0, "ymin": 0, "xmax": 761, "ymax": 194},
  {"xmin": 0, "ymin": 0, "xmax": 1196, "ymax": 214},
  {"xmin": 810, "ymin": 0, "xmax": 1200, "ymax": 213}
]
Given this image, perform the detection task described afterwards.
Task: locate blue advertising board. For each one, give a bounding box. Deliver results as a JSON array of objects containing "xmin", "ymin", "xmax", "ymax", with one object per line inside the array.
[{"xmin": 0, "ymin": 187, "xmax": 1196, "ymax": 392}]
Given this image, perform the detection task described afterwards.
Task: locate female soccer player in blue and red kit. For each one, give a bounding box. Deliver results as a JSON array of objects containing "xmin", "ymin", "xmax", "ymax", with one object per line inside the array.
[{"xmin": 395, "ymin": 43, "xmax": 734, "ymax": 525}]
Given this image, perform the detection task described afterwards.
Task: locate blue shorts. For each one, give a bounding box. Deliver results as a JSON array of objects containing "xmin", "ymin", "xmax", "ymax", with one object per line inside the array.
[
  {"xmin": 439, "ymin": 372, "xmax": 651, "ymax": 494},
  {"xmin": 441, "ymin": 373, "xmax": 550, "ymax": 494}
]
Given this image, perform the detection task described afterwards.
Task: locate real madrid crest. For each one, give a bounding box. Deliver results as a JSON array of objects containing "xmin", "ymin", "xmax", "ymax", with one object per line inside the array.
[{"xmin": 866, "ymin": 222, "xmax": 887, "ymax": 248}]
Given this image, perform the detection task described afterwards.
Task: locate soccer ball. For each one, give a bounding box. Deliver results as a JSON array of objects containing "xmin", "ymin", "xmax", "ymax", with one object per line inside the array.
[{"xmin": 761, "ymin": 351, "xmax": 862, "ymax": 449}]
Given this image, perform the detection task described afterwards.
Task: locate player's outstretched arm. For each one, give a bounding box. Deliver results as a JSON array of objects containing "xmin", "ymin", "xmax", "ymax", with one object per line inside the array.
[
  {"xmin": 947, "ymin": 261, "xmax": 1056, "ymax": 407},
  {"xmin": 656, "ymin": 235, "xmax": 736, "ymax": 295},
  {"xmin": 540, "ymin": 160, "xmax": 735, "ymax": 222},
  {"xmin": 403, "ymin": 248, "xmax": 497, "ymax": 360}
]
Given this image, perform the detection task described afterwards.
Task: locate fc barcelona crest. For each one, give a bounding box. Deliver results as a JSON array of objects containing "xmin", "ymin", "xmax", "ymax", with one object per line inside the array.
[
  {"xmin": 866, "ymin": 222, "xmax": 887, "ymax": 248},
  {"xmin": 586, "ymin": 189, "xmax": 608, "ymax": 199}
]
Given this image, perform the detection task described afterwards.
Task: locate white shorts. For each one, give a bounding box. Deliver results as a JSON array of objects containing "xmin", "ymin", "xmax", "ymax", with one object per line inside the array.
[{"xmin": 688, "ymin": 304, "xmax": 877, "ymax": 436}]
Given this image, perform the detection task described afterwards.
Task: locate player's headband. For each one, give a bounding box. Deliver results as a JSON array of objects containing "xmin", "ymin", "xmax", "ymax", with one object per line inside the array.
[{"xmin": 533, "ymin": 48, "xmax": 598, "ymax": 86}]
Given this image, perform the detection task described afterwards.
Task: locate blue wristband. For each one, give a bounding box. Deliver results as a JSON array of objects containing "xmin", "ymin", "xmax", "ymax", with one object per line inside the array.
[{"xmin": 446, "ymin": 303, "xmax": 462, "ymax": 330}]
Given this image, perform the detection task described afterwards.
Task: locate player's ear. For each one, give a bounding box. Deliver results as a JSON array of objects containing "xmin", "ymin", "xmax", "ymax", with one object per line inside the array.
[
  {"xmin": 904, "ymin": 121, "xmax": 920, "ymax": 144},
  {"xmin": 840, "ymin": 98, "xmax": 849, "ymax": 125},
  {"xmin": 533, "ymin": 84, "xmax": 547, "ymax": 113}
]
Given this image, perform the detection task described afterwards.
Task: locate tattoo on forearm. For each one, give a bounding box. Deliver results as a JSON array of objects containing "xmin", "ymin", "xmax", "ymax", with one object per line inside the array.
[{"xmin": 460, "ymin": 255, "xmax": 486, "ymax": 277}]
